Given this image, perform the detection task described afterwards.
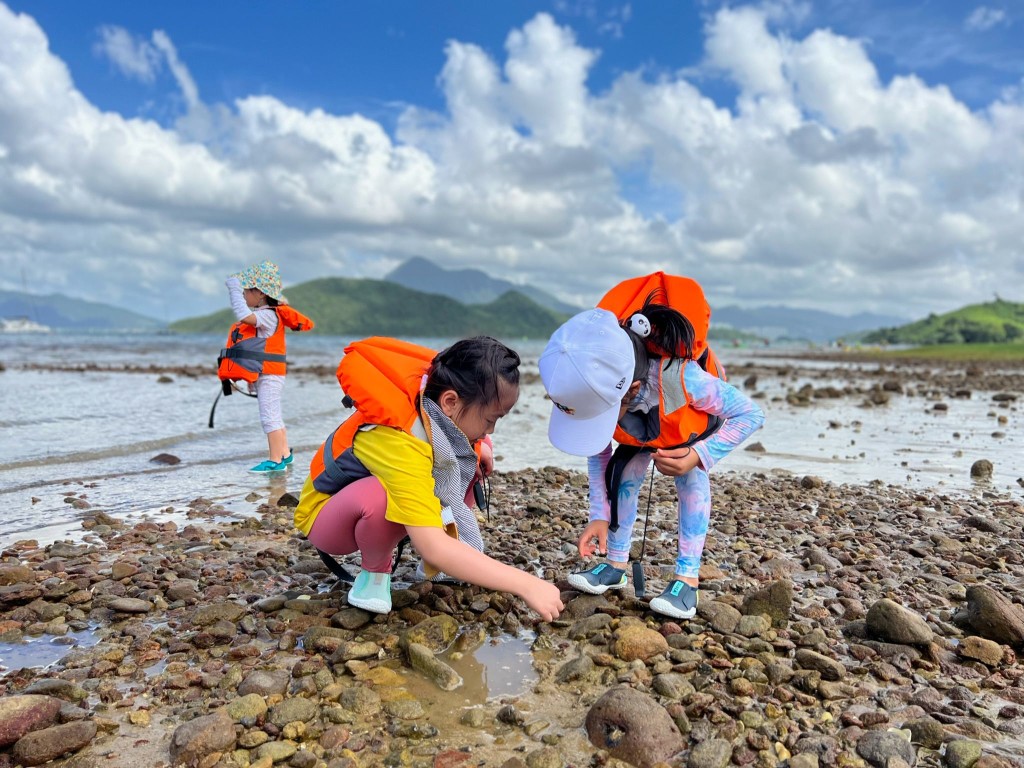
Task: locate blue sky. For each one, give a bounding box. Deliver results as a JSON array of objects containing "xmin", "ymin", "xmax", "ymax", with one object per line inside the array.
[{"xmin": 1, "ymin": 0, "xmax": 1022, "ymax": 320}]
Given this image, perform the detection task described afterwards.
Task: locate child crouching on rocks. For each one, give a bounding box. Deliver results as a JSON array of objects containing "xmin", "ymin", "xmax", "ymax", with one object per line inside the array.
[{"xmin": 294, "ymin": 336, "xmax": 563, "ymax": 621}]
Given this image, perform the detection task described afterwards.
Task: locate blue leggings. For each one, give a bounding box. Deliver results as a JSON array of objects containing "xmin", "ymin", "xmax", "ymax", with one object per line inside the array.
[{"xmin": 599, "ymin": 451, "xmax": 711, "ymax": 579}]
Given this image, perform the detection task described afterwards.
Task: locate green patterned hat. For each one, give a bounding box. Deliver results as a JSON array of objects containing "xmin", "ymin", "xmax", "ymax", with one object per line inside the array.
[{"xmin": 235, "ymin": 260, "xmax": 283, "ymax": 300}]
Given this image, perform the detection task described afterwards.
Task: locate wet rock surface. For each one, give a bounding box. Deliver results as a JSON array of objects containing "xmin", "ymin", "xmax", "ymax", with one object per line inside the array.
[{"xmin": 2, "ymin": 442, "xmax": 1024, "ymax": 766}]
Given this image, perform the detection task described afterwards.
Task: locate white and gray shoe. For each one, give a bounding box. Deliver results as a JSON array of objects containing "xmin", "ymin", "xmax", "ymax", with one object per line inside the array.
[
  {"xmin": 649, "ymin": 580, "xmax": 698, "ymax": 619},
  {"xmin": 567, "ymin": 563, "xmax": 628, "ymax": 595}
]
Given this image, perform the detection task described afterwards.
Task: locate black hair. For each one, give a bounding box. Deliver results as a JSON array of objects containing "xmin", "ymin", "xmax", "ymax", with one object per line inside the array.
[
  {"xmin": 265, "ymin": 296, "xmax": 280, "ymax": 307},
  {"xmin": 423, "ymin": 336, "xmax": 521, "ymax": 409},
  {"xmin": 622, "ymin": 289, "xmax": 696, "ymax": 380}
]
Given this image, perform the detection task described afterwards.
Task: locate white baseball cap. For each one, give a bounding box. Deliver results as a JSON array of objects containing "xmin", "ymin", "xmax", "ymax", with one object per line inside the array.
[{"xmin": 539, "ymin": 308, "xmax": 636, "ymax": 457}]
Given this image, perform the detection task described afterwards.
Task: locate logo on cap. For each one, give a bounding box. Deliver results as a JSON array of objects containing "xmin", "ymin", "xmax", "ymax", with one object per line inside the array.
[{"xmin": 553, "ymin": 401, "xmax": 576, "ymax": 416}]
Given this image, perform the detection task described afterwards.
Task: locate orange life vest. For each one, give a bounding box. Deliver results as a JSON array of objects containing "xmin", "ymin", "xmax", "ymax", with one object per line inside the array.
[
  {"xmin": 217, "ymin": 305, "xmax": 314, "ymax": 383},
  {"xmin": 597, "ymin": 272, "xmax": 725, "ymax": 449},
  {"xmin": 309, "ymin": 336, "xmax": 491, "ymax": 494},
  {"xmin": 309, "ymin": 337, "xmax": 435, "ymax": 493}
]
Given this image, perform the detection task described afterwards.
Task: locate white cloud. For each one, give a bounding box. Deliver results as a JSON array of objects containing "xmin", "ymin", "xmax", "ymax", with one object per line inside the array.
[
  {"xmin": 94, "ymin": 25, "xmax": 161, "ymax": 82},
  {"xmin": 150, "ymin": 30, "xmax": 199, "ymax": 110},
  {"xmin": 965, "ymin": 6, "xmax": 1007, "ymax": 32},
  {"xmin": 0, "ymin": 1, "xmax": 1022, "ymax": 323}
]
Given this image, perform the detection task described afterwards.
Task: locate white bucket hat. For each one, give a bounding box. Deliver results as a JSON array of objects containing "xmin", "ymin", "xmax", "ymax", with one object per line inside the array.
[{"xmin": 539, "ymin": 309, "xmax": 635, "ymax": 457}]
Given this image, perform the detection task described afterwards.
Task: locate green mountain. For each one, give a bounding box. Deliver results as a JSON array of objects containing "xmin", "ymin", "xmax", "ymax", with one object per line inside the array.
[
  {"xmin": 863, "ymin": 299, "xmax": 1024, "ymax": 345},
  {"xmin": 0, "ymin": 289, "xmax": 163, "ymax": 331},
  {"xmin": 169, "ymin": 277, "xmax": 569, "ymax": 338}
]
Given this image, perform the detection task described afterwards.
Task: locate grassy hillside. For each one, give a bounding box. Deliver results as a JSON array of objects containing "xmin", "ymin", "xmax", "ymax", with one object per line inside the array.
[
  {"xmin": 875, "ymin": 342, "xmax": 1024, "ymax": 361},
  {"xmin": 863, "ymin": 299, "xmax": 1024, "ymax": 345},
  {"xmin": 168, "ymin": 277, "xmax": 569, "ymax": 338}
]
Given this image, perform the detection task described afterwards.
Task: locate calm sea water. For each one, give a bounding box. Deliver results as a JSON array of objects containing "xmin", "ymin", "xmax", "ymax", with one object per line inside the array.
[{"xmin": 0, "ymin": 332, "xmax": 1019, "ymax": 548}]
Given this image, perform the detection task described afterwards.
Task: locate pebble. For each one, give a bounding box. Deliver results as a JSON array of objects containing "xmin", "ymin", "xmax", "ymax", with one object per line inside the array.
[{"xmin": 2, "ymin": 405, "xmax": 1023, "ymax": 768}]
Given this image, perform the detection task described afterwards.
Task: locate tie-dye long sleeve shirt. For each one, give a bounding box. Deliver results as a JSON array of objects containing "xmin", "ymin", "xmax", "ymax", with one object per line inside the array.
[{"xmin": 587, "ymin": 358, "xmax": 765, "ymax": 520}]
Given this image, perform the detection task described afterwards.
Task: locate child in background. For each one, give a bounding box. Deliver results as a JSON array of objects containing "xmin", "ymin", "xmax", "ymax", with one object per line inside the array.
[
  {"xmin": 221, "ymin": 261, "xmax": 313, "ymax": 473},
  {"xmin": 295, "ymin": 336, "xmax": 563, "ymax": 621},
  {"xmin": 539, "ymin": 273, "xmax": 764, "ymax": 620}
]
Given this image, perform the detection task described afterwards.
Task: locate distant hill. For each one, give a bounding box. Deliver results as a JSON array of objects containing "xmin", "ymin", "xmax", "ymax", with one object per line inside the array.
[
  {"xmin": 863, "ymin": 299, "xmax": 1024, "ymax": 345},
  {"xmin": 385, "ymin": 257, "xmax": 581, "ymax": 315},
  {"xmin": 169, "ymin": 277, "xmax": 569, "ymax": 338},
  {"xmin": 0, "ymin": 289, "xmax": 163, "ymax": 331},
  {"xmin": 713, "ymin": 305, "xmax": 908, "ymax": 344}
]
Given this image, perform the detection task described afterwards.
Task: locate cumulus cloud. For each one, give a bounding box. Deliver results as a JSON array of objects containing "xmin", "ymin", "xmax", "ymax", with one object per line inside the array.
[{"xmin": 0, "ymin": 1, "xmax": 1022, "ymax": 322}]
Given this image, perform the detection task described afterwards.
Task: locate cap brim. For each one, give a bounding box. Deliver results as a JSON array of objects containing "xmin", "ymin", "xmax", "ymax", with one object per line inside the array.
[{"xmin": 547, "ymin": 400, "xmax": 619, "ymax": 457}]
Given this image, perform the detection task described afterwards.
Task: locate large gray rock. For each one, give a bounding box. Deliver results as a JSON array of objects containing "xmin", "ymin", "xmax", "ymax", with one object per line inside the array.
[
  {"xmin": 740, "ymin": 580, "xmax": 793, "ymax": 626},
  {"xmin": 795, "ymin": 649, "xmax": 847, "ymax": 681},
  {"xmin": 964, "ymin": 585, "xmax": 1024, "ymax": 646},
  {"xmin": 407, "ymin": 642, "xmax": 462, "ymax": 691},
  {"xmin": 169, "ymin": 709, "xmax": 236, "ymax": 766},
  {"xmin": 0, "ymin": 695, "xmax": 62, "ymax": 747},
  {"xmin": 21, "ymin": 679, "xmax": 88, "ymax": 703},
  {"xmin": 12, "ymin": 720, "xmax": 97, "ymax": 766},
  {"xmin": 190, "ymin": 602, "xmax": 246, "ymax": 626},
  {"xmin": 0, "ymin": 565, "xmax": 36, "ymax": 585},
  {"xmin": 268, "ymin": 697, "xmax": 318, "ymax": 727},
  {"xmin": 857, "ymin": 730, "xmax": 917, "ymax": 767},
  {"xmin": 688, "ymin": 738, "xmax": 733, "ymax": 768},
  {"xmin": 238, "ymin": 669, "xmax": 290, "ymax": 697},
  {"xmin": 107, "ymin": 597, "xmax": 153, "ymax": 613},
  {"xmin": 866, "ymin": 599, "xmax": 934, "ymax": 645},
  {"xmin": 584, "ymin": 686, "xmax": 684, "ymax": 768}
]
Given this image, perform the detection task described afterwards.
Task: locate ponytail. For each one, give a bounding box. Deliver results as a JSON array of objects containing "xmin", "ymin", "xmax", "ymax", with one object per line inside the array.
[
  {"xmin": 621, "ymin": 289, "xmax": 695, "ymax": 375},
  {"xmin": 424, "ymin": 336, "xmax": 521, "ymax": 408}
]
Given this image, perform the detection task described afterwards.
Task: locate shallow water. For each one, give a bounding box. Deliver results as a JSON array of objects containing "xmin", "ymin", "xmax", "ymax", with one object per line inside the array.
[
  {"xmin": 0, "ymin": 627, "xmax": 96, "ymax": 672},
  {"xmin": 400, "ymin": 630, "xmax": 539, "ymax": 708},
  {"xmin": 0, "ymin": 332, "xmax": 1020, "ymax": 549}
]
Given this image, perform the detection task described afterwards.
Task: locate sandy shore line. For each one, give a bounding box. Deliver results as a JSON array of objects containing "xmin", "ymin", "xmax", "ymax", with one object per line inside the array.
[{"xmin": 2, "ymin": 467, "xmax": 1023, "ymax": 768}]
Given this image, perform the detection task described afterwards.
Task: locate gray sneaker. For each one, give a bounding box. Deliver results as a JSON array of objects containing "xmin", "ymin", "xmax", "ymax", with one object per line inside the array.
[
  {"xmin": 567, "ymin": 563, "xmax": 628, "ymax": 595},
  {"xmin": 649, "ymin": 580, "xmax": 698, "ymax": 619}
]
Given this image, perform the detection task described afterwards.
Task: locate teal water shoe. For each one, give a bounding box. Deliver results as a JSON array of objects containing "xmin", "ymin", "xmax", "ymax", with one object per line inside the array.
[
  {"xmin": 250, "ymin": 459, "xmax": 286, "ymax": 473},
  {"xmin": 347, "ymin": 570, "xmax": 392, "ymax": 614}
]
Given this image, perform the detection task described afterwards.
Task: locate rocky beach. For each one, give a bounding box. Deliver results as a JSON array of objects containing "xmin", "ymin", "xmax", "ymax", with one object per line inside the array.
[{"xmin": 1, "ymin": 352, "xmax": 1022, "ymax": 768}]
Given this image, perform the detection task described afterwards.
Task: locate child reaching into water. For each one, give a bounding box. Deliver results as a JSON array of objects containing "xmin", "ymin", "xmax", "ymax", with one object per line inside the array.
[
  {"xmin": 220, "ymin": 261, "xmax": 314, "ymax": 473},
  {"xmin": 539, "ymin": 273, "xmax": 764, "ymax": 620},
  {"xmin": 294, "ymin": 335, "xmax": 564, "ymax": 621}
]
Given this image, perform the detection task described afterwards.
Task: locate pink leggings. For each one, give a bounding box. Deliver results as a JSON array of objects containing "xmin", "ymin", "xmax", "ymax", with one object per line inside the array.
[{"xmin": 306, "ymin": 477, "xmax": 407, "ymax": 573}]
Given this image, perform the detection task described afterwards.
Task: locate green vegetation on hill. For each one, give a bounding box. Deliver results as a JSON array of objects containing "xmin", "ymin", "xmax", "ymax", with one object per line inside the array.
[
  {"xmin": 0, "ymin": 289, "xmax": 163, "ymax": 331},
  {"xmin": 707, "ymin": 325, "xmax": 763, "ymax": 345},
  {"xmin": 863, "ymin": 299, "xmax": 1024, "ymax": 345},
  {"xmin": 169, "ymin": 277, "xmax": 569, "ymax": 338}
]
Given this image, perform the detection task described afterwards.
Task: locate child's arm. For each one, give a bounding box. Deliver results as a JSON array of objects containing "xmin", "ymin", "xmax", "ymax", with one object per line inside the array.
[
  {"xmin": 679, "ymin": 361, "xmax": 765, "ymax": 472},
  {"xmin": 405, "ymin": 526, "xmax": 564, "ymax": 621},
  {"xmin": 226, "ymin": 277, "xmax": 256, "ymax": 326},
  {"xmin": 575, "ymin": 444, "xmax": 613, "ymax": 557}
]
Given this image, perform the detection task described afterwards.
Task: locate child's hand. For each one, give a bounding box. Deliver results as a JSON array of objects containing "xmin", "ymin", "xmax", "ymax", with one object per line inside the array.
[
  {"xmin": 521, "ymin": 577, "xmax": 564, "ymax": 621},
  {"xmin": 577, "ymin": 520, "xmax": 610, "ymax": 558},
  {"xmin": 652, "ymin": 446, "xmax": 703, "ymax": 476}
]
